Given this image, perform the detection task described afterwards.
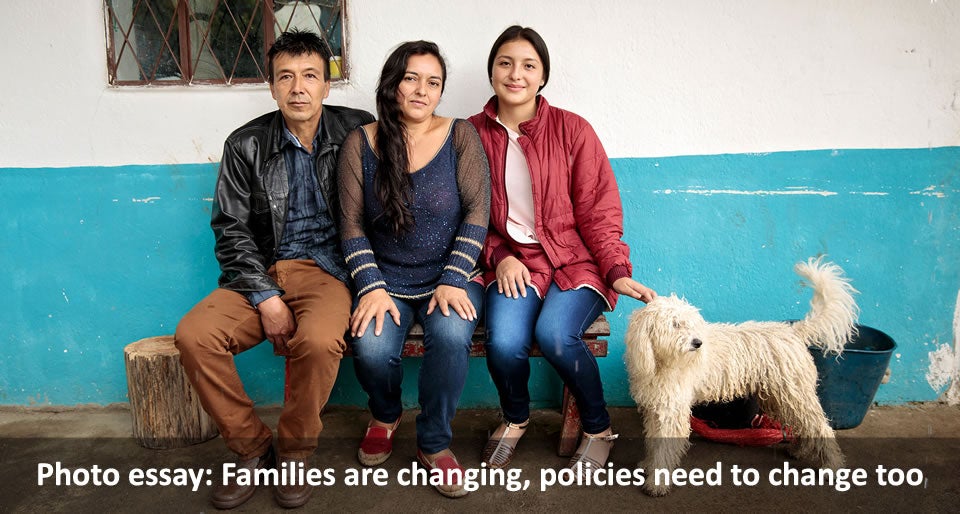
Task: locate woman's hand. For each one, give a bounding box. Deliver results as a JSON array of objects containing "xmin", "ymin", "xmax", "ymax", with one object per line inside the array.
[
  {"xmin": 351, "ymin": 288, "xmax": 400, "ymax": 338},
  {"xmin": 496, "ymin": 256, "xmax": 531, "ymax": 299},
  {"xmin": 613, "ymin": 277, "xmax": 658, "ymax": 304},
  {"xmin": 427, "ymin": 284, "xmax": 477, "ymax": 321}
]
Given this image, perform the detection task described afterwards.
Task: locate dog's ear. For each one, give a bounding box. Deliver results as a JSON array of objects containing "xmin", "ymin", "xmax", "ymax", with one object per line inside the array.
[{"xmin": 624, "ymin": 308, "xmax": 656, "ymax": 376}]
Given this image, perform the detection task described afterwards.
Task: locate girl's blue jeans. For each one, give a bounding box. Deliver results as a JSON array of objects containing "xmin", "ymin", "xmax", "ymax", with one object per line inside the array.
[{"xmin": 484, "ymin": 283, "xmax": 610, "ymax": 434}]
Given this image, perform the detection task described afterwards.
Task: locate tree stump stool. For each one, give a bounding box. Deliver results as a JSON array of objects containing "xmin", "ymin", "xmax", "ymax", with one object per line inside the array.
[{"xmin": 124, "ymin": 336, "xmax": 218, "ymax": 449}]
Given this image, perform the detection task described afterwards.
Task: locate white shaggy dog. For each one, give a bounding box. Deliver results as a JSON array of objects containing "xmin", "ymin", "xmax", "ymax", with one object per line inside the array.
[{"xmin": 624, "ymin": 257, "xmax": 858, "ymax": 497}]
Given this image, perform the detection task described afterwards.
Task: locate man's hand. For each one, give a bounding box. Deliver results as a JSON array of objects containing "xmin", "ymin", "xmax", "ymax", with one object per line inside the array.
[
  {"xmin": 257, "ymin": 295, "xmax": 296, "ymax": 355},
  {"xmin": 351, "ymin": 288, "xmax": 400, "ymax": 338}
]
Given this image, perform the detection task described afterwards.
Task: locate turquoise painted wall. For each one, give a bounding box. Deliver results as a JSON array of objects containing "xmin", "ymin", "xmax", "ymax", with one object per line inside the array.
[{"xmin": 1, "ymin": 147, "xmax": 957, "ymax": 407}]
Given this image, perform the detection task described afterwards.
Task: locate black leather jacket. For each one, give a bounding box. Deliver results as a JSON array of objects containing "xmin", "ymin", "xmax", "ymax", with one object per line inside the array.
[{"xmin": 211, "ymin": 106, "xmax": 375, "ymax": 293}]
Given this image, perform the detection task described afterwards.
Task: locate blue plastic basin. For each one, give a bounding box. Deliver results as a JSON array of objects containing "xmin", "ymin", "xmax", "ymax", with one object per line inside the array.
[{"xmin": 809, "ymin": 325, "xmax": 896, "ymax": 429}]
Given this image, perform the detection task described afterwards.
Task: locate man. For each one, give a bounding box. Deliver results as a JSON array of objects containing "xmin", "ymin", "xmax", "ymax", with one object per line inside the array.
[{"xmin": 175, "ymin": 30, "xmax": 373, "ymax": 509}]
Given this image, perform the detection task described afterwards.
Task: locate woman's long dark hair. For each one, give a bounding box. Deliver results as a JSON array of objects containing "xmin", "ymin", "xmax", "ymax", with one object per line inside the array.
[{"xmin": 374, "ymin": 40, "xmax": 447, "ymax": 234}]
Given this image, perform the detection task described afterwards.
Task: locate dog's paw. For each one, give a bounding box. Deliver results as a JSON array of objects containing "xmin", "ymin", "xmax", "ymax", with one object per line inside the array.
[
  {"xmin": 641, "ymin": 482, "xmax": 671, "ymax": 497},
  {"xmin": 821, "ymin": 452, "xmax": 845, "ymax": 470}
]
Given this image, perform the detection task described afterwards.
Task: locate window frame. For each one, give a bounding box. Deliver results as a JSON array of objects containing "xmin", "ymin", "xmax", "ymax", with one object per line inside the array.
[{"xmin": 103, "ymin": 0, "xmax": 348, "ymax": 86}]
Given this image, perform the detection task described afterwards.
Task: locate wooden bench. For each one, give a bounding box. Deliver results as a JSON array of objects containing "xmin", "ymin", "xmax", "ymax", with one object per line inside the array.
[
  {"xmin": 126, "ymin": 315, "xmax": 609, "ymax": 455},
  {"xmin": 295, "ymin": 315, "xmax": 610, "ymax": 456}
]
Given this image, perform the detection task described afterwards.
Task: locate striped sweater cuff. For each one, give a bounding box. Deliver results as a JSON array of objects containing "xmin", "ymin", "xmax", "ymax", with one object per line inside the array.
[
  {"xmin": 439, "ymin": 223, "xmax": 487, "ymax": 288},
  {"xmin": 342, "ymin": 237, "xmax": 387, "ymax": 297}
]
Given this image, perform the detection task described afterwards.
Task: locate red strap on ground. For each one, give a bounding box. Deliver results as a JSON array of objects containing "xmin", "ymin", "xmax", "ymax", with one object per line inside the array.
[{"xmin": 690, "ymin": 414, "xmax": 794, "ymax": 447}]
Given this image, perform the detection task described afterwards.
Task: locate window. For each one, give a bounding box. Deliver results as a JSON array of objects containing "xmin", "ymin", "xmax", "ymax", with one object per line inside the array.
[{"xmin": 104, "ymin": 0, "xmax": 346, "ymax": 85}]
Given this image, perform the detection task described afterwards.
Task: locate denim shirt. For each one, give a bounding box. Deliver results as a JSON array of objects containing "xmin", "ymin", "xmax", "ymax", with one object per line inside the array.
[{"xmin": 247, "ymin": 118, "xmax": 348, "ymax": 307}]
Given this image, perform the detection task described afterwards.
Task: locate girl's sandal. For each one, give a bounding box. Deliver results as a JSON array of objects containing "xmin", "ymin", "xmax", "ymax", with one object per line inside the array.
[
  {"xmin": 568, "ymin": 428, "xmax": 619, "ymax": 470},
  {"xmin": 481, "ymin": 419, "xmax": 529, "ymax": 468}
]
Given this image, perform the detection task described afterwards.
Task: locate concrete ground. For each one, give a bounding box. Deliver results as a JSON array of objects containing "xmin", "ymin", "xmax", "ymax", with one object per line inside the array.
[{"xmin": 1, "ymin": 403, "xmax": 958, "ymax": 513}]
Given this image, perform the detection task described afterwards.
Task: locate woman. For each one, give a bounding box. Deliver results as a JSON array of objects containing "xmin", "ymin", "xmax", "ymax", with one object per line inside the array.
[
  {"xmin": 338, "ymin": 40, "xmax": 490, "ymax": 498},
  {"xmin": 468, "ymin": 26, "xmax": 657, "ymax": 470}
]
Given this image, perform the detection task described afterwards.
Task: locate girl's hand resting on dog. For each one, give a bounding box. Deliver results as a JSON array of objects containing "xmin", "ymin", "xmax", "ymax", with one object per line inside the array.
[{"xmin": 613, "ymin": 277, "xmax": 658, "ymax": 303}]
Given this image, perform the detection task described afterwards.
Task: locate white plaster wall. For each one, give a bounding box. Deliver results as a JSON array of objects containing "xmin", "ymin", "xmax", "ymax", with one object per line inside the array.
[{"xmin": 1, "ymin": 0, "xmax": 958, "ymax": 167}]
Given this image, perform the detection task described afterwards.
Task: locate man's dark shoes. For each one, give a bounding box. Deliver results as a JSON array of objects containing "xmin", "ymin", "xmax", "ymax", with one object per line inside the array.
[
  {"xmin": 211, "ymin": 445, "xmax": 275, "ymax": 509},
  {"xmin": 275, "ymin": 456, "xmax": 313, "ymax": 508}
]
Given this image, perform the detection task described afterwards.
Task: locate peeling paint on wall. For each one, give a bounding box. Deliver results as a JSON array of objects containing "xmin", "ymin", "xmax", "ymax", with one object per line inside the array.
[
  {"xmin": 653, "ymin": 188, "xmax": 837, "ymax": 196},
  {"xmin": 654, "ymin": 188, "xmax": 955, "ymax": 198},
  {"xmin": 927, "ymin": 343, "xmax": 954, "ymax": 391},
  {"xmin": 937, "ymin": 290, "xmax": 960, "ymax": 405},
  {"xmin": 910, "ymin": 186, "xmax": 948, "ymax": 198}
]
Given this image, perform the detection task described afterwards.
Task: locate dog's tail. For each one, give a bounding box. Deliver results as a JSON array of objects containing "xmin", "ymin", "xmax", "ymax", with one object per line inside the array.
[{"xmin": 793, "ymin": 257, "xmax": 859, "ymax": 355}]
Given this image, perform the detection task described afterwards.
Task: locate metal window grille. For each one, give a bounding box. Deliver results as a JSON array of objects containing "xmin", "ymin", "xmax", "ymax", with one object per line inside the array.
[{"xmin": 104, "ymin": 0, "xmax": 346, "ymax": 85}]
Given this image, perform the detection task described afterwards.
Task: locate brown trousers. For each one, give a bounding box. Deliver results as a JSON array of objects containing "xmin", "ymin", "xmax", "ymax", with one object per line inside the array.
[{"xmin": 175, "ymin": 260, "xmax": 351, "ymax": 460}]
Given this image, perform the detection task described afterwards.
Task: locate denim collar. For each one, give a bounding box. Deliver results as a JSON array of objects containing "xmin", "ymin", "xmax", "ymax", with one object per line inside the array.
[{"xmin": 280, "ymin": 114, "xmax": 325, "ymax": 152}]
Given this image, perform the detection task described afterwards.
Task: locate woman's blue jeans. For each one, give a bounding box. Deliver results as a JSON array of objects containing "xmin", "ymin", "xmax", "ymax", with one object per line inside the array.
[
  {"xmin": 484, "ymin": 283, "xmax": 610, "ymax": 434},
  {"xmin": 351, "ymin": 282, "xmax": 483, "ymax": 454}
]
